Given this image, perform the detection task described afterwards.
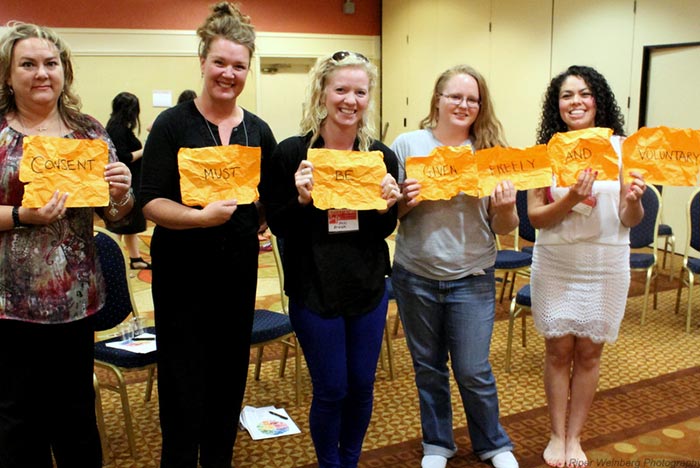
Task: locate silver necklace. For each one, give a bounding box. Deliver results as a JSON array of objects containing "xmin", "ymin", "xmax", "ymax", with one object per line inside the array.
[
  {"xmin": 203, "ymin": 115, "xmax": 249, "ymax": 146},
  {"xmin": 17, "ymin": 112, "xmax": 62, "ymax": 136}
]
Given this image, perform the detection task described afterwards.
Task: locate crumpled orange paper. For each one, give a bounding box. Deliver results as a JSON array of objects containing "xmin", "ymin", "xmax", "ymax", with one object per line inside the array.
[
  {"xmin": 178, "ymin": 145, "xmax": 261, "ymax": 207},
  {"xmin": 477, "ymin": 144, "xmax": 552, "ymax": 196},
  {"xmin": 405, "ymin": 146, "xmax": 478, "ymax": 201},
  {"xmin": 547, "ymin": 127, "xmax": 619, "ymax": 187},
  {"xmin": 19, "ymin": 135, "xmax": 109, "ymax": 208},
  {"xmin": 622, "ymin": 126, "xmax": 700, "ymax": 186},
  {"xmin": 307, "ymin": 148, "xmax": 387, "ymax": 210}
]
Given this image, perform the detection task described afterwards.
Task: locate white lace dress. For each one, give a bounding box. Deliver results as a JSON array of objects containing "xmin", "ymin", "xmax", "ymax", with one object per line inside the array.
[{"xmin": 531, "ymin": 242, "xmax": 630, "ymax": 343}]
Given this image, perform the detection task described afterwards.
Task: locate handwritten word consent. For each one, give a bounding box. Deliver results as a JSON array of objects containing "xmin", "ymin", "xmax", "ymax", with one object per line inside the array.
[
  {"xmin": 637, "ymin": 149, "xmax": 700, "ymax": 163},
  {"xmin": 489, "ymin": 159, "xmax": 535, "ymax": 175},
  {"xmin": 203, "ymin": 167, "xmax": 242, "ymax": 180},
  {"xmin": 30, "ymin": 156, "xmax": 97, "ymax": 173}
]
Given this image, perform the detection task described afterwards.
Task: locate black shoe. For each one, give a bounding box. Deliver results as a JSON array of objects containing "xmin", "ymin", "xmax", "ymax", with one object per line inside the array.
[{"xmin": 130, "ymin": 257, "xmax": 152, "ymax": 269}]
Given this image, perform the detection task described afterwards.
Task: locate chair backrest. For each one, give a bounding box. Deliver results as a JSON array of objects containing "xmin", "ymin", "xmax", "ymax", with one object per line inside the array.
[
  {"xmin": 687, "ymin": 187, "xmax": 700, "ymax": 255},
  {"xmin": 629, "ymin": 184, "xmax": 662, "ymax": 249},
  {"xmin": 92, "ymin": 226, "xmax": 137, "ymax": 332},
  {"xmin": 270, "ymin": 234, "xmax": 287, "ymax": 313},
  {"xmin": 516, "ymin": 190, "xmax": 537, "ymax": 244}
]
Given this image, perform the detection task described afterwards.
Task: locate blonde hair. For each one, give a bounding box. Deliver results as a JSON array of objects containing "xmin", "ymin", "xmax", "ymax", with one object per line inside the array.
[
  {"xmin": 196, "ymin": 2, "xmax": 256, "ymax": 60},
  {"xmin": 0, "ymin": 21, "xmax": 93, "ymax": 130},
  {"xmin": 420, "ymin": 64, "xmax": 507, "ymax": 150},
  {"xmin": 299, "ymin": 52, "xmax": 378, "ymax": 152}
]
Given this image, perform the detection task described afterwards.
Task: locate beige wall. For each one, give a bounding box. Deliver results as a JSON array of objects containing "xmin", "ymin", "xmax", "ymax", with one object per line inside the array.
[{"xmin": 52, "ymin": 28, "xmax": 380, "ymax": 143}]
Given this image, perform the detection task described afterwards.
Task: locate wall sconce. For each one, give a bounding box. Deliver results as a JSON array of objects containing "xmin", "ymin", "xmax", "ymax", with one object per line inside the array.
[{"xmin": 343, "ymin": 0, "xmax": 355, "ymax": 15}]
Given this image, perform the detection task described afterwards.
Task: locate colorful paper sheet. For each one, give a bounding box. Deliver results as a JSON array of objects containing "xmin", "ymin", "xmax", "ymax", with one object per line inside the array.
[
  {"xmin": 547, "ymin": 127, "xmax": 619, "ymax": 187},
  {"xmin": 19, "ymin": 135, "xmax": 109, "ymax": 208},
  {"xmin": 178, "ymin": 144, "xmax": 261, "ymax": 207},
  {"xmin": 405, "ymin": 146, "xmax": 478, "ymax": 201},
  {"xmin": 476, "ymin": 144, "xmax": 552, "ymax": 196},
  {"xmin": 307, "ymin": 148, "xmax": 387, "ymax": 210},
  {"xmin": 622, "ymin": 126, "xmax": 700, "ymax": 186}
]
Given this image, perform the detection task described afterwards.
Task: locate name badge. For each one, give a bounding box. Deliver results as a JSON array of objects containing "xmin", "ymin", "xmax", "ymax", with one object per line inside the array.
[{"xmin": 328, "ymin": 209, "xmax": 359, "ymax": 233}]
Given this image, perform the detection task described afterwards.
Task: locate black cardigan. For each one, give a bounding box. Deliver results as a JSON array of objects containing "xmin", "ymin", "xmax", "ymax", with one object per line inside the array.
[{"xmin": 260, "ymin": 133, "xmax": 399, "ymax": 318}]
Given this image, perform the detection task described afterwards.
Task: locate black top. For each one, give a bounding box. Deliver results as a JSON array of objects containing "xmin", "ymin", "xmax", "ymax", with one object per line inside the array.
[
  {"xmin": 259, "ymin": 133, "xmax": 399, "ymax": 318},
  {"xmin": 140, "ymin": 100, "xmax": 277, "ymax": 243},
  {"xmin": 105, "ymin": 122, "xmax": 146, "ymax": 234}
]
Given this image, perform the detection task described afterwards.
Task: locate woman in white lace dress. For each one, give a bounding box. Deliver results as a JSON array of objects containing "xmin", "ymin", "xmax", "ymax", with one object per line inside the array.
[{"xmin": 528, "ymin": 66, "xmax": 647, "ymax": 468}]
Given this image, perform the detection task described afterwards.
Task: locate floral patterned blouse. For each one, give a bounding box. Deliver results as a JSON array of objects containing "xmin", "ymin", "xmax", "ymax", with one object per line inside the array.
[{"xmin": 0, "ymin": 115, "xmax": 117, "ymax": 324}]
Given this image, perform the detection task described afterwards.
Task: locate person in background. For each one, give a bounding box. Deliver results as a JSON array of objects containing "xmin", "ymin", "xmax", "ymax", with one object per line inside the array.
[
  {"xmin": 105, "ymin": 91, "xmax": 150, "ymax": 269},
  {"xmin": 140, "ymin": 3, "xmax": 276, "ymax": 467},
  {"xmin": 259, "ymin": 51, "xmax": 401, "ymax": 468},
  {"xmin": 528, "ymin": 65, "xmax": 646, "ymax": 468},
  {"xmin": 0, "ymin": 21, "xmax": 133, "ymax": 468},
  {"xmin": 177, "ymin": 89, "xmax": 197, "ymax": 104},
  {"xmin": 390, "ymin": 64, "xmax": 519, "ymax": 468}
]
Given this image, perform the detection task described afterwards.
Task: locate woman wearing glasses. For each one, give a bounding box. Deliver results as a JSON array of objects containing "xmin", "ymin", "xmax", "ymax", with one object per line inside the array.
[
  {"xmin": 389, "ymin": 65, "xmax": 519, "ymax": 468},
  {"xmin": 260, "ymin": 51, "xmax": 400, "ymax": 468}
]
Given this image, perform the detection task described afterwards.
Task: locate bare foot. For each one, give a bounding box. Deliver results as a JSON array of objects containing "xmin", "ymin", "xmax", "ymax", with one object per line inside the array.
[
  {"xmin": 543, "ymin": 436, "xmax": 566, "ymax": 467},
  {"xmin": 565, "ymin": 439, "xmax": 588, "ymax": 468}
]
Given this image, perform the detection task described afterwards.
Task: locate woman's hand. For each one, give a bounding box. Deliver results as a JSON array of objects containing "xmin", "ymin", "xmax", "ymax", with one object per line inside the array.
[
  {"xmin": 199, "ymin": 199, "xmax": 239, "ymax": 226},
  {"xmin": 380, "ymin": 173, "xmax": 401, "ymax": 210},
  {"xmin": 105, "ymin": 162, "xmax": 132, "ymax": 203},
  {"xmin": 624, "ymin": 170, "xmax": 646, "ymax": 203},
  {"xmin": 568, "ymin": 167, "xmax": 597, "ymax": 204},
  {"xmin": 295, "ymin": 160, "xmax": 314, "ymax": 206},
  {"xmin": 489, "ymin": 180, "xmax": 519, "ymax": 235},
  {"xmin": 20, "ymin": 190, "xmax": 68, "ymax": 225}
]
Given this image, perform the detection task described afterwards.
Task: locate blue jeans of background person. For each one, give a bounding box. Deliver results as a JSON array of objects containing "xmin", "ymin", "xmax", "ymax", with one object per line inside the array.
[
  {"xmin": 391, "ymin": 263, "xmax": 513, "ymax": 461},
  {"xmin": 289, "ymin": 291, "xmax": 388, "ymax": 468}
]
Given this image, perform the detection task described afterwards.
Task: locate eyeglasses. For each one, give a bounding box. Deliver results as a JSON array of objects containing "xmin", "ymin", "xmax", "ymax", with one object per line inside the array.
[
  {"xmin": 439, "ymin": 93, "xmax": 481, "ymax": 108},
  {"xmin": 332, "ymin": 50, "xmax": 369, "ymax": 63}
]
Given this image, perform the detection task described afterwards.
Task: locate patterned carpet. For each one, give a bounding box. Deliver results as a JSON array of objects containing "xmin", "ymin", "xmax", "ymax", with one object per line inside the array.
[{"xmin": 94, "ymin": 234, "xmax": 700, "ymax": 467}]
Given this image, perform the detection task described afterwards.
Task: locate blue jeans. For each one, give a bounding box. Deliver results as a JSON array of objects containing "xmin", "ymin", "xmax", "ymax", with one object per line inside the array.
[
  {"xmin": 391, "ymin": 263, "xmax": 512, "ymax": 460},
  {"xmin": 289, "ymin": 291, "xmax": 388, "ymax": 468}
]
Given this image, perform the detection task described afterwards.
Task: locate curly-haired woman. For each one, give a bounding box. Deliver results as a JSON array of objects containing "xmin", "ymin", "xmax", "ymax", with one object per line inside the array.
[{"xmin": 528, "ymin": 65, "xmax": 647, "ymax": 467}]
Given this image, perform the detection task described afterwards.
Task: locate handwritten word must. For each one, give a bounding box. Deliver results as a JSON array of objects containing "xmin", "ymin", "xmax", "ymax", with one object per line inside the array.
[{"xmin": 203, "ymin": 167, "xmax": 242, "ymax": 180}]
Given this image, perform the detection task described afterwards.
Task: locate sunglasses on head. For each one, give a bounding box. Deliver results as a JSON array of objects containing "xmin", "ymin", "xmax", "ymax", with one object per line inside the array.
[{"xmin": 332, "ymin": 50, "xmax": 369, "ymax": 63}]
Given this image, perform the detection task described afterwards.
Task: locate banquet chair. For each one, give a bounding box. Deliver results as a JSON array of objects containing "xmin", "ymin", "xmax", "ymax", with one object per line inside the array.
[
  {"xmin": 654, "ymin": 185, "xmax": 676, "ymax": 280},
  {"xmin": 516, "ymin": 190, "xmax": 537, "ymax": 255},
  {"xmin": 630, "ymin": 184, "xmax": 662, "ymax": 326},
  {"xmin": 495, "ymin": 229, "xmax": 532, "ymax": 303},
  {"xmin": 94, "ymin": 373, "xmax": 109, "ymax": 463},
  {"xmin": 251, "ymin": 234, "xmax": 303, "ymax": 405},
  {"xmin": 674, "ymin": 187, "xmax": 700, "ymax": 332},
  {"xmin": 378, "ymin": 277, "xmax": 395, "ymax": 379},
  {"xmin": 92, "ymin": 226, "xmax": 157, "ymax": 458},
  {"xmin": 505, "ymin": 284, "xmax": 531, "ymax": 373}
]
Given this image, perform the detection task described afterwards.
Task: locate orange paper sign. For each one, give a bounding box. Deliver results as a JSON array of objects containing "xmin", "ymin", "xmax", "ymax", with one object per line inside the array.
[
  {"xmin": 178, "ymin": 145, "xmax": 261, "ymax": 207},
  {"xmin": 547, "ymin": 127, "xmax": 619, "ymax": 187},
  {"xmin": 405, "ymin": 146, "xmax": 478, "ymax": 201},
  {"xmin": 622, "ymin": 126, "xmax": 700, "ymax": 186},
  {"xmin": 477, "ymin": 144, "xmax": 552, "ymax": 196},
  {"xmin": 19, "ymin": 135, "xmax": 109, "ymax": 208},
  {"xmin": 307, "ymin": 148, "xmax": 387, "ymax": 210}
]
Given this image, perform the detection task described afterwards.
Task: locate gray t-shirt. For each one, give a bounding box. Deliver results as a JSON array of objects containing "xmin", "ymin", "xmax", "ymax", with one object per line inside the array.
[{"xmin": 390, "ymin": 129, "xmax": 496, "ymax": 281}]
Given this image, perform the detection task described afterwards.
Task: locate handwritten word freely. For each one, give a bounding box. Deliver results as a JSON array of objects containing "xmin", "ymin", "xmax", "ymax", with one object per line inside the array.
[
  {"xmin": 489, "ymin": 159, "xmax": 536, "ymax": 175},
  {"xmin": 203, "ymin": 167, "xmax": 242, "ymax": 180},
  {"xmin": 30, "ymin": 155, "xmax": 97, "ymax": 173}
]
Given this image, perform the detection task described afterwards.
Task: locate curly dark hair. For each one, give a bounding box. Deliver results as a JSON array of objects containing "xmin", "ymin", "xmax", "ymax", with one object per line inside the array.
[{"xmin": 536, "ymin": 65, "xmax": 625, "ymax": 144}]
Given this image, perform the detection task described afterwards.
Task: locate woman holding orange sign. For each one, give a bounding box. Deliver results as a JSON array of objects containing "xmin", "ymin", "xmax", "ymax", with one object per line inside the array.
[
  {"xmin": 528, "ymin": 65, "xmax": 646, "ymax": 468},
  {"xmin": 390, "ymin": 64, "xmax": 519, "ymax": 468},
  {"xmin": 0, "ymin": 22, "xmax": 133, "ymax": 467},
  {"xmin": 260, "ymin": 51, "xmax": 400, "ymax": 468}
]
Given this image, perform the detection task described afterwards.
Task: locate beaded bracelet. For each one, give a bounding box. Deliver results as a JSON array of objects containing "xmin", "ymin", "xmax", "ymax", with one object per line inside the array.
[{"xmin": 108, "ymin": 188, "xmax": 133, "ymax": 216}]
